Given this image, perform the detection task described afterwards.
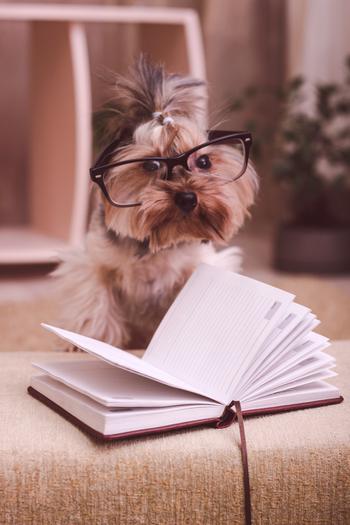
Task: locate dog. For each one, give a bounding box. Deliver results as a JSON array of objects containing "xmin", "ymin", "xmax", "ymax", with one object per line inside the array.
[{"xmin": 53, "ymin": 57, "xmax": 258, "ymax": 349}]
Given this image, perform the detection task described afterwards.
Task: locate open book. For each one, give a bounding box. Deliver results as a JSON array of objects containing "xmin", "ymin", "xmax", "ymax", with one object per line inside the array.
[{"xmin": 28, "ymin": 264, "xmax": 343, "ymax": 440}]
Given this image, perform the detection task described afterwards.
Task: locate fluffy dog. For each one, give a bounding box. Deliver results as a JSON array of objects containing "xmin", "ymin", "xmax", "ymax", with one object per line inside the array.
[{"xmin": 53, "ymin": 57, "xmax": 258, "ymax": 349}]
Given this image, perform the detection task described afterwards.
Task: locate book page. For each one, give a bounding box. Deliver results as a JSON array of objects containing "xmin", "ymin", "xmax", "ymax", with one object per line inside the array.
[
  {"xmin": 255, "ymin": 333, "xmax": 329, "ymax": 385},
  {"xmin": 143, "ymin": 264, "xmax": 294, "ymax": 404},
  {"xmin": 233, "ymin": 302, "xmax": 312, "ymax": 394},
  {"xmin": 243, "ymin": 314, "xmax": 319, "ymax": 390},
  {"xmin": 41, "ymin": 324, "xmax": 210, "ymax": 399},
  {"xmin": 239, "ymin": 332, "xmax": 330, "ymax": 399},
  {"xmin": 244, "ymin": 351, "xmax": 335, "ymax": 400},
  {"xmin": 243, "ymin": 369, "xmax": 337, "ymax": 402},
  {"xmin": 33, "ymin": 360, "xmax": 217, "ymax": 408},
  {"xmin": 241, "ymin": 380, "xmax": 340, "ymax": 411},
  {"xmin": 30, "ymin": 375, "xmax": 223, "ymax": 436}
]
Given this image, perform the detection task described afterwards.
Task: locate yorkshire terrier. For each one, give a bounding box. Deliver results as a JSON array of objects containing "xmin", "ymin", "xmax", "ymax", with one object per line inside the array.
[{"xmin": 53, "ymin": 57, "xmax": 258, "ymax": 349}]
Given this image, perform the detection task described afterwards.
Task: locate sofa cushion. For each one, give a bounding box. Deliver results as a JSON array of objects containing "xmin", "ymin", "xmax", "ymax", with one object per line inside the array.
[{"xmin": 0, "ymin": 343, "xmax": 349, "ymax": 524}]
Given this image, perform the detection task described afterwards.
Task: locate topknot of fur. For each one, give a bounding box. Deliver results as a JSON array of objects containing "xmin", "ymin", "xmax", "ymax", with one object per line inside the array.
[{"xmin": 94, "ymin": 55, "xmax": 207, "ymax": 147}]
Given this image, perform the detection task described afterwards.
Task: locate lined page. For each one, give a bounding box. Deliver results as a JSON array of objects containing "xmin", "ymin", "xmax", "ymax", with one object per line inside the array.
[
  {"xmin": 239, "ymin": 332, "xmax": 330, "ymax": 399},
  {"xmin": 41, "ymin": 324, "xmax": 210, "ymax": 399},
  {"xmin": 33, "ymin": 360, "xmax": 216, "ymax": 408},
  {"xmin": 241, "ymin": 380, "xmax": 340, "ymax": 411},
  {"xmin": 246, "ymin": 351, "xmax": 335, "ymax": 399},
  {"xmin": 143, "ymin": 264, "xmax": 294, "ymax": 404},
  {"xmin": 240, "ymin": 314, "xmax": 319, "ymax": 392},
  {"xmin": 233, "ymin": 302, "xmax": 311, "ymax": 394}
]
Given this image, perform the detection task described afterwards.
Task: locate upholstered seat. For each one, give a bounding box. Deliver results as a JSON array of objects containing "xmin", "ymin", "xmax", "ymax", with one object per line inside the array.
[{"xmin": 0, "ymin": 343, "xmax": 349, "ymax": 524}]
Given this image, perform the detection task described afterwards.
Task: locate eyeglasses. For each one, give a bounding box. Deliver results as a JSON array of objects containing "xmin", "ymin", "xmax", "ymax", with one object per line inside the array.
[{"xmin": 90, "ymin": 130, "xmax": 252, "ymax": 208}]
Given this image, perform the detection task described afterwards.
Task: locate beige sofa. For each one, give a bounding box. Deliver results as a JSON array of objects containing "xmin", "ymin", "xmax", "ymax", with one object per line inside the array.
[{"xmin": 1, "ymin": 342, "xmax": 349, "ymax": 524}]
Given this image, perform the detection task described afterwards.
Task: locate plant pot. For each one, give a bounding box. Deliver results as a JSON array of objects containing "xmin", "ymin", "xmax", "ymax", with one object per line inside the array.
[{"xmin": 274, "ymin": 224, "xmax": 350, "ymax": 273}]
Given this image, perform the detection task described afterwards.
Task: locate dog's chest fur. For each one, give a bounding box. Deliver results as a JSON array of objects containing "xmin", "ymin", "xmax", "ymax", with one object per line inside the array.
[
  {"xmin": 54, "ymin": 207, "xmax": 242, "ymax": 350},
  {"xmin": 108, "ymin": 262, "xmax": 185, "ymax": 348},
  {"xmin": 91, "ymin": 224, "xmax": 206, "ymax": 347},
  {"xmin": 106, "ymin": 239, "xmax": 200, "ymax": 299}
]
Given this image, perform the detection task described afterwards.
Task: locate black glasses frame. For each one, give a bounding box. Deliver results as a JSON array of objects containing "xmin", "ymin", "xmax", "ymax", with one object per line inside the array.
[{"xmin": 90, "ymin": 130, "xmax": 252, "ymax": 208}]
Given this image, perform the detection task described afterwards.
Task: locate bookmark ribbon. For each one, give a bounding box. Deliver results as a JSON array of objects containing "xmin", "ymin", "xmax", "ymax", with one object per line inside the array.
[
  {"xmin": 218, "ymin": 401, "xmax": 252, "ymax": 525},
  {"xmin": 234, "ymin": 401, "xmax": 251, "ymax": 525}
]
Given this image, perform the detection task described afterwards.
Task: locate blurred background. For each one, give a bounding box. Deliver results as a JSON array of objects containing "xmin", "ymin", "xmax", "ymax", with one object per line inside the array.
[{"xmin": 0, "ymin": 0, "xmax": 350, "ymax": 350}]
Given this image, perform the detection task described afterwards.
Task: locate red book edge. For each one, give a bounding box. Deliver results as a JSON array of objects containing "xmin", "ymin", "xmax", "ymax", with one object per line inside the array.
[{"xmin": 27, "ymin": 386, "xmax": 343, "ymax": 442}]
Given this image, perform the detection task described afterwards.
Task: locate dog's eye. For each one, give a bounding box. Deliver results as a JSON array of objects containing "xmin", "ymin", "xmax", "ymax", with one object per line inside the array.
[
  {"xmin": 195, "ymin": 155, "xmax": 211, "ymax": 170},
  {"xmin": 142, "ymin": 160, "xmax": 161, "ymax": 172}
]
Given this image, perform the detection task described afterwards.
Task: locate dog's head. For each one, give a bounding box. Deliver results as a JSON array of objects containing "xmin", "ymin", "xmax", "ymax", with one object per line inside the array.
[{"xmin": 93, "ymin": 57, "xmax": 258, "ymax": 253}]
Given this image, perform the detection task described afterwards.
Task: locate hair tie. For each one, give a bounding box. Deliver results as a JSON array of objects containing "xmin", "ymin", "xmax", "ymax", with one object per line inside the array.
[
  {"xmin": 152, "ymin": 112, "xmax": 175, "ymax": 126},
  {"xmin": 163, "ymin": 116, "xmax": 175, "ymax": 125}
]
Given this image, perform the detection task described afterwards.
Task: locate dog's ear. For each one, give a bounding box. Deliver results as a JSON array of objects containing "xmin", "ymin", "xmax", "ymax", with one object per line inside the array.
[{"xmin": 94, "ymin": 55, "xmax": 208, "ymax": 149}]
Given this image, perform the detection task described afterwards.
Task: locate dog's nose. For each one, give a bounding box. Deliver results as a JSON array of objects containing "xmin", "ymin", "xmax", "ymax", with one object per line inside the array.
[{"xmin": 174, "ymin": 191, "xmax": 198, "ymax": 213}]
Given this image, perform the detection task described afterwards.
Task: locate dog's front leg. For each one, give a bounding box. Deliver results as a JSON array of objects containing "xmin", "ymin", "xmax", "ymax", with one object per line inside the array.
[{"xmin": 52, "ymin": 249, "xmax": 129, "ymax": 349}]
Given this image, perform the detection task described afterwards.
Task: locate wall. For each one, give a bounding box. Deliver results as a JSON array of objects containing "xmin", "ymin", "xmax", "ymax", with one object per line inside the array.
[{"xmin": 0, "ymin": 0, "xmax": 286, "ymax": 230}]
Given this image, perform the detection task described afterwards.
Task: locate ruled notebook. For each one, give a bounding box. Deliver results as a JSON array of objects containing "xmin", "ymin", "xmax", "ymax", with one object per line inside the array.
[{"xmin": 28, "ymin": 264, "xmax": 343, "ymax": 439}]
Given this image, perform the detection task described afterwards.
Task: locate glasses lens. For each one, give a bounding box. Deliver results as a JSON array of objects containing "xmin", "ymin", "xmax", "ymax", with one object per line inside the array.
[
  {"xmin": 187, "ymin": 137, "xmax": 246, "ymax": 181},
  {"xmin": 103, "ymin": 159, "xmax": 167, "ymax": 206}
]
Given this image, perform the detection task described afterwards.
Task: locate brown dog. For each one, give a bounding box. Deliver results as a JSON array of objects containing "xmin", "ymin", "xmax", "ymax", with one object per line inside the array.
[{"xmin": 53, "ymin": 57, "xmax": 258, "ymax": 349}]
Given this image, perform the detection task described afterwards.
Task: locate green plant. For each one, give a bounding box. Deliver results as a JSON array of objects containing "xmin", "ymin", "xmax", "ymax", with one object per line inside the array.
[{"xmin": 229, "ymin": 57, "xmax": 350, "ymax": 227}]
